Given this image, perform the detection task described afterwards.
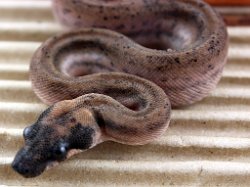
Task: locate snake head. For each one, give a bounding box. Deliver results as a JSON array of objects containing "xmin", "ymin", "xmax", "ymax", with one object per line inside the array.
[{"xmin": 12, "ymin": 100, "xmax": 97, "ymax": 178}]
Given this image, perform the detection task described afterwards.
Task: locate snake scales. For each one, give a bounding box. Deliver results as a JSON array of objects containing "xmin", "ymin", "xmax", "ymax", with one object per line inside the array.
[{"xmin": 12, "ymin": 0, "xmax": 228, "ymax": 177}]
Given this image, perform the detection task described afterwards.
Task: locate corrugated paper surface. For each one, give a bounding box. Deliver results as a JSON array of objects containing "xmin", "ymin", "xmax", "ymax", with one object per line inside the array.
[{"xmin": 1, "ymin": 1, "xmax": 250, "ymax": 186}]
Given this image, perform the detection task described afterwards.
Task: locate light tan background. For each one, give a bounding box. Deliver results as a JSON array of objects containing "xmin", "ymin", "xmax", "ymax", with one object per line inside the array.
[{"xmin": 1, "ymin": 0, "xmax": 250, "ymax": 186}]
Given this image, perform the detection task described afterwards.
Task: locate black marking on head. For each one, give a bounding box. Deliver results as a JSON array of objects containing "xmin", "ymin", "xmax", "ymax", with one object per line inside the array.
[
  {"xmin": 12, "ymin": 123, "xmax": 70, "ymax": 178},
  {"xmin": 12, "ymin": 105, "xmax": 78, "ymax": 178},
  {"xmin": 12, "ymin": 147, "xmax": 47, "ymax": 178},
  {"xmin": 93, "ymin": 110, "xmax": 105, "ymax": 129},
  {"xmin": 70, "ymin": 123, "xmax": 95, "ymax": 150},
  {"xmin": 37, "ymin": 106, "xmax": 53, "ymax": 122},
  {"xmin": 23, "ymin": 106, "xmax": 53, "ymax": 142}
]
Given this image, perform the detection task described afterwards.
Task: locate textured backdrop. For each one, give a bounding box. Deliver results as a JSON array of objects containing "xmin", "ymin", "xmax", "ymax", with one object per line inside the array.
[{"xmin": 1, "ymin": 0, "xmax": 250, "ymax": 186}]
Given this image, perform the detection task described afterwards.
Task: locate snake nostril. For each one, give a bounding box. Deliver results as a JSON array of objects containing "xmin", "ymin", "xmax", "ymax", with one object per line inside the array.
[
  {"xmin": 23, "ymin": 168, "xmax": 30, "ymax": 174},
  {"xmin": 12, "ymin": 159, "xmax": 31, "ymax": 175}
]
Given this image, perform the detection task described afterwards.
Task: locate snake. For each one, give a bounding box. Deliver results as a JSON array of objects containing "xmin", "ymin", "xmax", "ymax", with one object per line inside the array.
[{"xmin": 12, "ymin": 0, "xmax": 228, "ymax": 178}]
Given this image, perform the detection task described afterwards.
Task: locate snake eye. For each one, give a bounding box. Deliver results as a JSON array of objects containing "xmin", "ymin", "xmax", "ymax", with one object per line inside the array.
[
  {"xmin": 23, "ymin": 126, "xmax": 33, "ymax": 140},
  {"xmin": 53, "ymin": 142, "xmax": 68, "ymax": 160},
  {"xmin": 23, "ymin": 124, "xmax": 38, "ymax": 141}
]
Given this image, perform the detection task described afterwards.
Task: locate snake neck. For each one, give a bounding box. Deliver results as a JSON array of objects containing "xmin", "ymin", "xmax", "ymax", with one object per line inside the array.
[
  {"xmin": 71, "ymin": 108, "xmax": 103, "ymax": 148},
  {"xmin": 68, "ymin": 87, "xmax": 171, "ymax": 145}
]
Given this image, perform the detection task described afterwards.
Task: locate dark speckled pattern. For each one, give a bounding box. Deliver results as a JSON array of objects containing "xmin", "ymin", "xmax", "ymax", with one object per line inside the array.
[
  {"xmin": 12, "ymin": 0, "xmax": 228, "ymax": 178},
  {"xmin": 52, "ymin": 0, "xmax": 228, "ymax": 106}
]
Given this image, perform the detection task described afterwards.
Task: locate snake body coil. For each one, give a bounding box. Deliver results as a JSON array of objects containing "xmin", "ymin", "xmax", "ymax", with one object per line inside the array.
[
  {"xmin": 12, "ymin": 0, "xmax": 228, "ymax": 178},
  {"xmin": 53, "ymin": 0, "xmax": 228, "ymax": 106}
]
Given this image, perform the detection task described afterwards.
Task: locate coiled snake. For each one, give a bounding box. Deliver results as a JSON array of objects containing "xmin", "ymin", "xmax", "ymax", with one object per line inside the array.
[{"xmin": 12, "ymin": 0, "xmax": 228, "ymax": 178}]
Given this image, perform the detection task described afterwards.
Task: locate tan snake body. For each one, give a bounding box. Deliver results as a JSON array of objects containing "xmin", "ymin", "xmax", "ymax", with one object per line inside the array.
[
  {"xmin": 12, "ymin": 0, "xmax": 228, "ymax": 178},
  {"xmin": 53, "ymin": 0, "xmax": 228, "ymax": 106}
]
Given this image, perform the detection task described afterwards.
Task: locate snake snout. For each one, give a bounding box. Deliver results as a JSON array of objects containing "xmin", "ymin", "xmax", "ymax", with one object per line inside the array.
[
  {"xmin": 12, "ymin": 147, "xmax": 46, "ymax": 178},
  {"xmin": 12, "ymin": 159, "xmax": 32, "ymax": 178}
]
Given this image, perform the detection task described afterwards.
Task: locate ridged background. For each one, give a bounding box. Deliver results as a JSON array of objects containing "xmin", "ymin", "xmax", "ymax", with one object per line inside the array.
[{"xmin": 1, "ymin": 0, "xmax": 250, "ymax": 186}]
